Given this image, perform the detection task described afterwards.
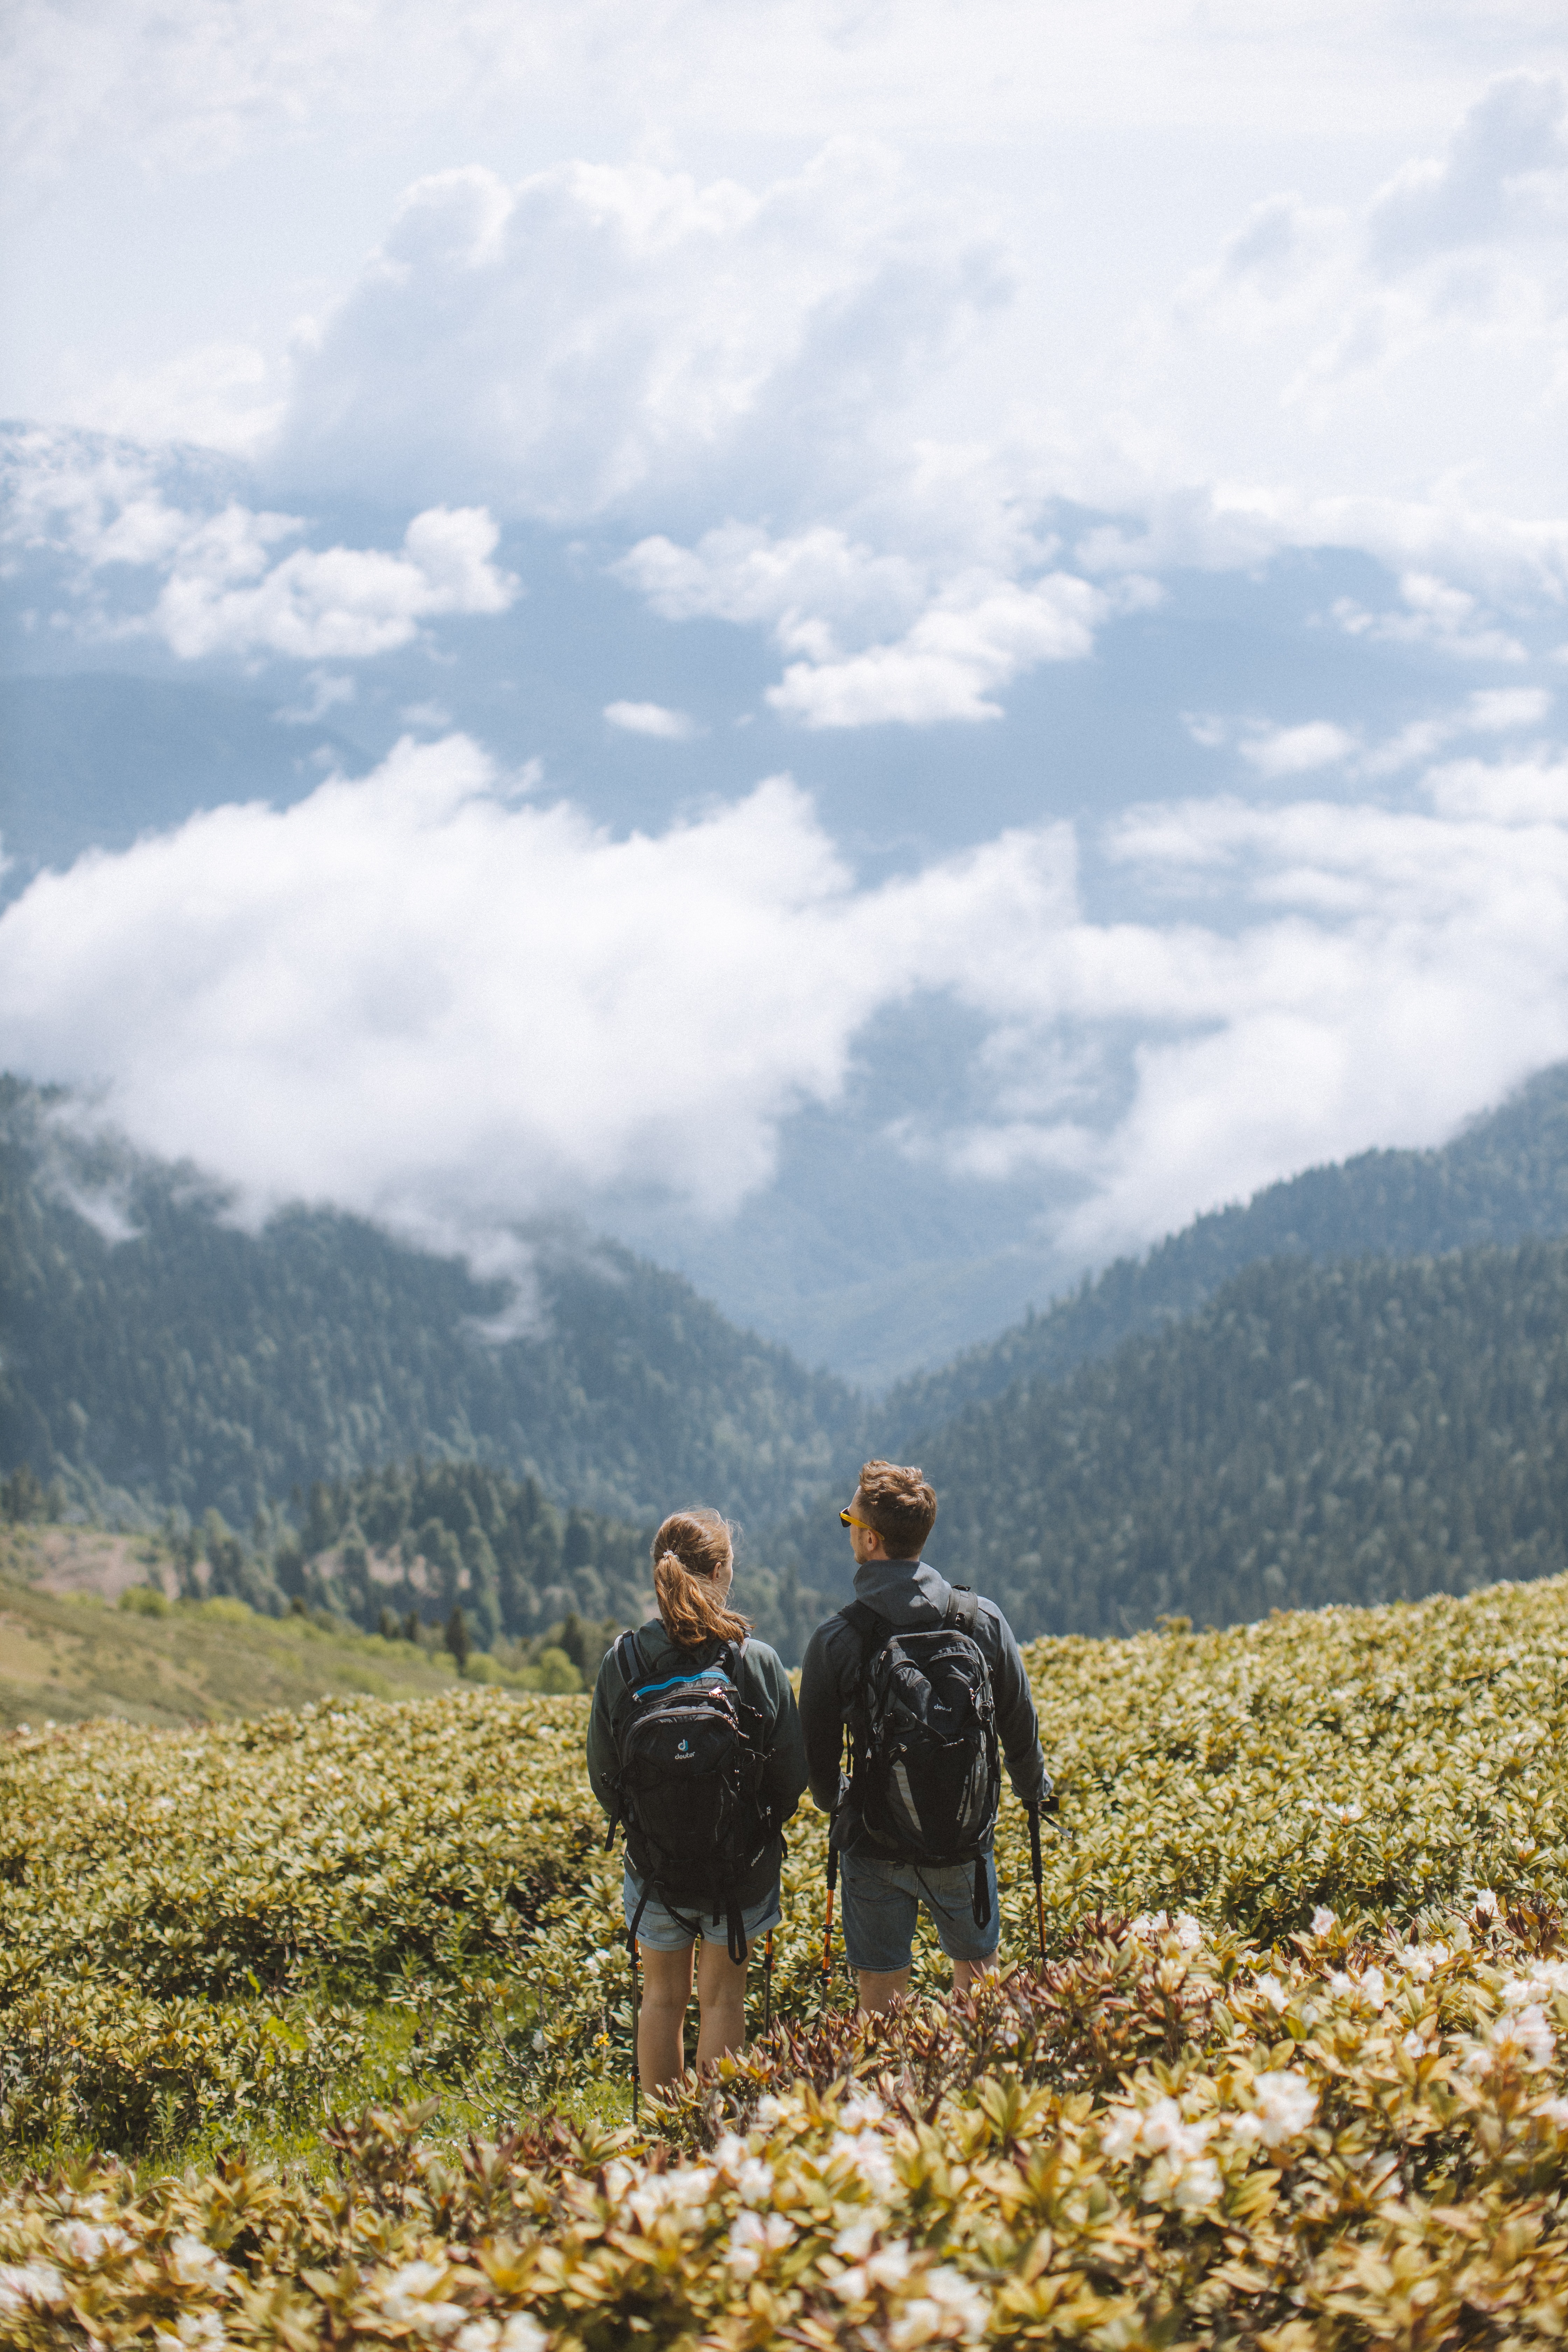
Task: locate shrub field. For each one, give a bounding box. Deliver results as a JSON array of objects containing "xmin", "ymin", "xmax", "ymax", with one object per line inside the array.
[{"xmin": 7, "ymin": 1574, "xmax": 1568, "ymax": 2344}]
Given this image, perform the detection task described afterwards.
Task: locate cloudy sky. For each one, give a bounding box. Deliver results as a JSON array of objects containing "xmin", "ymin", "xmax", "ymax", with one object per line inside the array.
[{"xmin": 2, "ymin": 0, "xmax": 1567, "ymax": 1381}]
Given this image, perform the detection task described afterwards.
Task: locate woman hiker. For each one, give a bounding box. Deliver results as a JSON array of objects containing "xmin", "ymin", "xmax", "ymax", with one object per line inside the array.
[{"xmin": 587, "ymin": 1507, "xmax": 807, "ymax": 2093}]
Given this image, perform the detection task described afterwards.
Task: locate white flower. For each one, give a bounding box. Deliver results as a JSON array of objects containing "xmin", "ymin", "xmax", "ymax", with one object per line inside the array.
[
  {"xmin": 1128, "ymin": 1911, "xmax": 1168, "ymax": 1942},
  {"xmin": 885, "ymin": 2267, "xmax": 990, "ymax": 2347},
  {"xmin": 531, "ymin": 2030, "xmax": 547, "ymax": 2051},
  {"xmin": 1501, "ymin": 2004, "xmax": 1556, "ymax": 2070},
  {"xmin": 1536, "ymin": 2097, "xmax": 1568, "ymax": 2130},
  {"xmin": 922, "ymin": 2265, "xmax": 990, "ymax": 2336},
  {"xmin": 0, "ymin": 2263, "xmax": 66, "ymax": 2317},
  {"xmin": 454, "ymin": 2323, "xmax": 499, "ymax": 2352},
  {"xmin": 1502, "ymin": 1961, "xmax": 1568, "ymax": 2008},
  {"xmin": 167, "ymin": 2236, "xmax": 233, "ymax": 2291},
  {"xmin": 1402, "ymin": 2028, "xmax": 1432, "ymax": 2057},
  {"xmin": 1311, "ymin": 1907, "xmax": 1336, "ymax": 1938},
  {"xmin": 625, "ymin": 2165, "xmax": 715, "ymax": 2233},
  {"xmin": 1172, "ymin": 2157, "xmax": 1223, "ymax": 2213},
  {"xmin": 840, "ymin": 2091, "xmax": 886, "ymax": 2129},
  {"xmin": 1098, "ymin": 2106, "xmax": 1141, "ymax": 2163},
  {"xmin": 1476, "ymin": 1889, "xmax": 1500, "ymax": 1918},
  {"xmin": 1172, "ymin": 1914, "xmax": 1203, "ymax": 1951},
  {"xmin": 498, "ymin": 2318, "xmax": 549, "ymax": 2352},
  {"xmin": 56, "ymin": 2219, "xmax": 130, "ymax": 2263},
  {"xmin": 828, "ymin": 2130, "xmax": 897, "ymax": 2198},
  {"xmin": 378, "ymin": 2261, "xmax": 469, "ymax": 2337},
  {"xmin": 1398, "ymin": 1939, "xmax": 1450, "ymax": 1980},
  {"xmin": 1139, "ymin": 2097, "xmax": 1214, "ymax": 2164},
  {"xmin": 1250, "ymin": 2070, "xmax": 1318, "ymax": 2147},
  {"xmin": 754, "ymin": 2094, "xmax": 785, "ymax": 2127},
  {"xmin": 869, "ymin": 2247, "xmax": 915, "ymax": 2291},
  {"xmin": 1253, "ymin": 1973, "xmax": 1288, "ymax": 2013},
  {"xmin": 161, "ymin": 2319, "xmax": 227, "ymax": 2350},
  {"xmin": 725, "ymin": 2211, "xmax": 794, "ymax": 2278}
]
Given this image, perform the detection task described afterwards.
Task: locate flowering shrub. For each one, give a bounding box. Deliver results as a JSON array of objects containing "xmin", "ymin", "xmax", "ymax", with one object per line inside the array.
[
  {"xmin": 6, "ymin": 1911, "xmax": 1568, "ymax": 2346},
  {"xmin": 6, "ymin": 1574, "xmax": 1568, "ymax": 2337}
]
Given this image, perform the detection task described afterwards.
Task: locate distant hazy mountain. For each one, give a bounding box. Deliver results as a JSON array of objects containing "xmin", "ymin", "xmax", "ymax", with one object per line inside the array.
[
  {"xmin": 0, "ymin": 1078, "xmax": 858, "ymax": 1532},
  {"xmin": 784, "ymin": 1237, "xmax": 1568, "ymax": 1636},
  {"xmin": 879, "ymin": 1062, "xmax": 1568, "ymax": 1447}
]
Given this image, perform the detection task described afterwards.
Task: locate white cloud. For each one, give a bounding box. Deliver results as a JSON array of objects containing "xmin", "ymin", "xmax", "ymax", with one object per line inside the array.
[
  {"xmin": 604, "ymin": 700, "xmax": 700, "ymax": 740},
  {"xmin": 1330, "ymin": 572, "xmax": 1529, "ymax": 662},
  {"xmin": 0, "ymin": 738, "xmax": 1074, "ymax": 1232},
  {"xmin": 764, "ymin": 572, "xmax": 1110, "ymax": 727},
  {"xmin": 270, "ymin": 147, "xmax": 1010, "ymax": 529},
  {"xmin": 0, "ymin": 433, "xmax": 517, "ymax": 661},
  {"xmin": 1196, "ymin": 686, "xmax": 1554, "ymax": 785},
  {"xmin": 1, "ymin": 732, "xmax": 1563, "ymax": 1278},
  {"xmin": 1238, "ymin": 721, "xmax": 1357, "ymax": 778},
  {"xmin": 618, "ymin": 525, "xmax": 1119, "ymax": 728},
  {"xmin": 1424, "ymin": 754, "xmax": 1568, "ymax": 824},
  {"xmin": 277, "ymin": 669, "xmax": 356, "ymax": 723},
  {"xmin": 152, "ymin": 504, "xmax": 515, "ymax": 660}
]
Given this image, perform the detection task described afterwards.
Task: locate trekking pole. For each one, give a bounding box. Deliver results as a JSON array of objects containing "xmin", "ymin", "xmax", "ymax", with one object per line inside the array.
[
  {"xmin": 764, "ymin": 1930, "xmax": 775, "ymax": 2036},
  {"xmin": 1028, "ymin": 1802, "xmax": 1046, "ymax": 1969},
  {"xmin": 629, "ymin": 1929, "xmax": 640, "ymax": 2124},
  {"xmin": 821, "ymin": 1847, "xmax": 839, "ymax": 2010}
]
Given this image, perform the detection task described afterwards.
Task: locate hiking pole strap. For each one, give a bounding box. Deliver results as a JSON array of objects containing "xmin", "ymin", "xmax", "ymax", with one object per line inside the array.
[
  {"xmin": 726, "ymin": 1892, "xmax": 747, "ymax": 1968},
  {"xmin": 972, "ymin": 1855, "xmax": 991, "ymax": 1930},
  {"xmin": 764, "ymin": 1930, "xmax": 775, "ymax": 2034}
]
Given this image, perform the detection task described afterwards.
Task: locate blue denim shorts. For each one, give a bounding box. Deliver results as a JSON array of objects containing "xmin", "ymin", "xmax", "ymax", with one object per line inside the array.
[
  {"xmin": 622, "ymin": 1866, "xmax": 783, "ymax": 1953},
  {"xmin": 840, "ymin": 1848, "xmax": 1000, "ymax": 1972}
]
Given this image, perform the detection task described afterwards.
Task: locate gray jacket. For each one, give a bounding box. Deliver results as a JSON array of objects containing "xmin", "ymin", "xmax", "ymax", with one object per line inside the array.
[{"xmin": 798, "ymin": 1557, "xmax": 1049, "ymax": 1852}]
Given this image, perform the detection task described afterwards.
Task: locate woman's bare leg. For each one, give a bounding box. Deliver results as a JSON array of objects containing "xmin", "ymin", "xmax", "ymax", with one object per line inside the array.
[
  {"xmin": 694, "ymin": 1937, "xmax": 751, "ymax": 2067},
  {"xmin": 636, "ymin": 1942, "xmax": 695, "ymax": 2089}
]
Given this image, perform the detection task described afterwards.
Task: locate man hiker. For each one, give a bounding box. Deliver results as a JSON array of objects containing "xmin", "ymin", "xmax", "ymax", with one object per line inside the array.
[{"xmin": 799, "ymin": 1457, "xmax": 1050, "ymax": 2014}]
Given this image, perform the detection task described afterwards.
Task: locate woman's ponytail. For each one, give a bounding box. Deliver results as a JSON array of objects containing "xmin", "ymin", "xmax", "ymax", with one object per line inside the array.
[{"xmin": 651, "ymin": 1508, "xmax": 749, "ymax": 1647}]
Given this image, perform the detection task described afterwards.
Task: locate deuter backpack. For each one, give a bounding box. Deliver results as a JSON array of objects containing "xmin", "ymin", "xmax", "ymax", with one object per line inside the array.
[
  {"xmin": 842, "ymin": 1587, "xmax": 1002, "ymax": 1926},
  {"xmin": 606, "ymin": 1631, "xmax": 773, "ymax": 1962}
]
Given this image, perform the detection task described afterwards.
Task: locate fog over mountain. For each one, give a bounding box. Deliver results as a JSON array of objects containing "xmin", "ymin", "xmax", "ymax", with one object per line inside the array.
[{"xmin": 3, "ymin": 7, "xmax": 1567, "ymax": 1381}]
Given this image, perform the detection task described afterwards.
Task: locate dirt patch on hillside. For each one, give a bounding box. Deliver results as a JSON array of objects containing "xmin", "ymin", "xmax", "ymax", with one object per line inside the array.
[{"xmin": 9, "ymin": 1526, "xmax": 174, "ymax": 1601}]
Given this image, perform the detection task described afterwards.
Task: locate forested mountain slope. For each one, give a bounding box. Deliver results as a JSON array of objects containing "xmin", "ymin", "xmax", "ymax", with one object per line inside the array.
[
  {"xmin": 880, "ymin": 1060, "xmax": 1568, "ymax": 1441},
  {"xmin": 783, "ymin": 1237, "xmax": 1568, "ymax": 1637},
  {"xmin": 0, "ymin": 1079, "xmax": 858, "ymax": 1531}
]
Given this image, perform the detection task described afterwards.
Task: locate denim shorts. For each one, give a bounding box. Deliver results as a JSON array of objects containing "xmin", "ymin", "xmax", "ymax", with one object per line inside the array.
[
  {"xmin": 622, "ymin": 1866, "xmax": 783, "ymax": 1953},
  {"xmin": 840, "ymin": 1848, "xmax": 1000, "ymax": 1972}
]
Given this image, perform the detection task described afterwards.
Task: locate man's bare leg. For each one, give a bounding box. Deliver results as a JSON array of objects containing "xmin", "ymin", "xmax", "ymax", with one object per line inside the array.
[{"xmin": 857, "ymin": 1966, "xmax": 911, "ymax": 2015}]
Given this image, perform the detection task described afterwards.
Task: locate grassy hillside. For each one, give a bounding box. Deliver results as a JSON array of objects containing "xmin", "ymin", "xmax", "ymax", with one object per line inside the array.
[
  {"xmin": 881, "ymin": 1057, "xmax": 1568, "ymax": 1440},
  {"xmin": 7, "ymin": 1573, "xmax": 1568, "ymax": 2343},
  {"xmin": 0, "ymin": 1531, "xmax": 475, "ymax": 1731},
  {"xmin": 0, "ymin": 1076, "xmax": 858, "ymax": 1531},
  {"xmin": 786, "ymin": 1234, "xmax": 1568, "ymax": 1633}
]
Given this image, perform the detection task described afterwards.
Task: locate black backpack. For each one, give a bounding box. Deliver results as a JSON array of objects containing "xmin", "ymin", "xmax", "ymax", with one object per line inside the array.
[
  {"xmin": 843, "ymin": 1587, "xmax": 1001, "ymax": 1925},
  {"xmin": 606, "ymin": 1631, "xmax": 772, "ymax": 1962}
]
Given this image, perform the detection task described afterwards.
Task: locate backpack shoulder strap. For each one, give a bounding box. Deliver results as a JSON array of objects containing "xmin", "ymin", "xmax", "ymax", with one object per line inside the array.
[
  {"xmin": 840, "ymin": 1600, "xmax": 887, "ymax": 1664},
  {"xmin": 613, "ymin": 1627, "xmax": 648, "ymax": 1693},
  {"xmin": 944, "ymin": 1586, "xmax": 980, "ymax": 1637}
]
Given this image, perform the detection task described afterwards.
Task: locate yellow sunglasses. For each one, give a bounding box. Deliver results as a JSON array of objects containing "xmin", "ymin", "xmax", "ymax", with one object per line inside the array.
[{"xmin": 839, "ymin": 1508, "xmax": 875, "ymax": 1531}]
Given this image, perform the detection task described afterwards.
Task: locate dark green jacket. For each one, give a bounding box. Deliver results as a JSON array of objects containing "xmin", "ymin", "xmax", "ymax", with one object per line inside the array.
[{"xmin": 587, "ymin": 1622, "xmax": 808, "ymax": 1910}]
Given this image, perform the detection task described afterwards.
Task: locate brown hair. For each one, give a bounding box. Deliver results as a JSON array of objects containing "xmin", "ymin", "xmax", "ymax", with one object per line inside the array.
[
  {"xmin": 857, "ymin": 1459, "xmax": 938, "ymax": 1557},
  {"xmin": 651, "ymin": 1507, "xmax": 750, "ymax": 1648}
]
